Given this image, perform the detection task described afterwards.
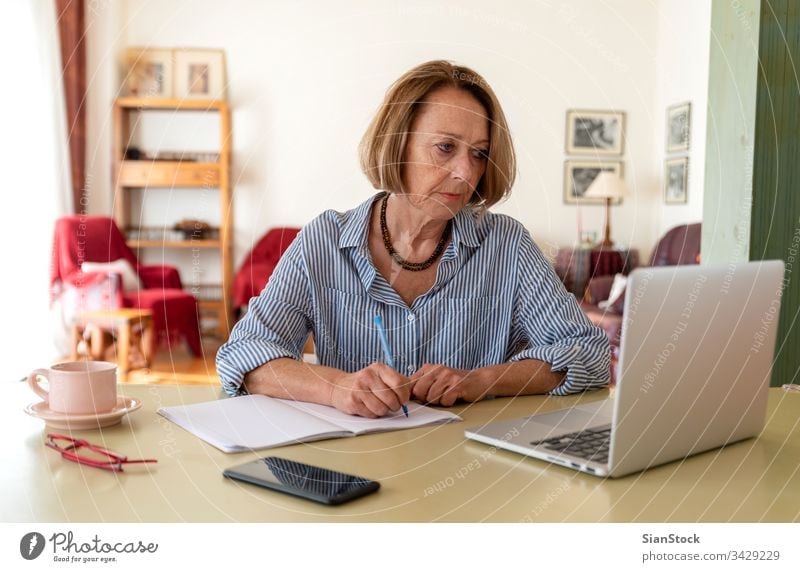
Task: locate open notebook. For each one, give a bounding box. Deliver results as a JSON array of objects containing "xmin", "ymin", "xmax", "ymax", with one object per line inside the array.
[{"xmin": 158, "ymin": 395, "xmax": 462, "ymax": 453}]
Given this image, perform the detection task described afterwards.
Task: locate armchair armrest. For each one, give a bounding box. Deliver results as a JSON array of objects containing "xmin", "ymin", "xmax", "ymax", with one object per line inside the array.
[
  {"xmin": 138, "ymin": 265, "xmax": 182, "ymax": 289},
  {"xmin": 586, "ymin": 275, "xmax": 615, "ymax": 304}
]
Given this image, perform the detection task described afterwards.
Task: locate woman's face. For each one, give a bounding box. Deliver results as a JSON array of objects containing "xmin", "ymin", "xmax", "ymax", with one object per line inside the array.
[{"xmin": 400, "ymin": 86, "xmax": 490, "ymax": 220}]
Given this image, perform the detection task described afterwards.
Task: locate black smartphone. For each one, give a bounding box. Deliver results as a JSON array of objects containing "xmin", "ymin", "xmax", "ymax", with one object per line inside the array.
[{"xmin": 223, "ymin": 457, "xmax": 380, "ymax": 505}]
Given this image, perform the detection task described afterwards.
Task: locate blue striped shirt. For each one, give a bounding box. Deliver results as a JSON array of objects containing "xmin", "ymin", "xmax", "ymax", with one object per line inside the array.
[{"xmin": 217, "ymin": 193, "xmax": 610, "ymax": 397}]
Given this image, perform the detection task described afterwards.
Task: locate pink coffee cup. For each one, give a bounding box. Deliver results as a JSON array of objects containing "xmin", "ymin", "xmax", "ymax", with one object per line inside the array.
[{"xmin": 28, "ymin": 361, "xmax": 118, "ymax": 415}]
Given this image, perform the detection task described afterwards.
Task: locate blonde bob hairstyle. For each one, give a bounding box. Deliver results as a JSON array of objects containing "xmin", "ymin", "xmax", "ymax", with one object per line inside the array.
[{"xmin": 359, "ymin": 60, "xmax": 516, "ymax": 209}]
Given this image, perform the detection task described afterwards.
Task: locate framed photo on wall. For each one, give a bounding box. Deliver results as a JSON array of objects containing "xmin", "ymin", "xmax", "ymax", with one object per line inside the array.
[
  {"xmin": 565, "ymin": 110, "xmax": 626, "ymax": 156},
  {"xmin": 173, "ymin": 48, "xmax": 227, "ymax": 100},
  {"xmin": 123, "ymin": 48, "xmax": 173, "ymax": 98},
  {"xmin": 563, "ymin": 160, "xmax": 624, "ymax": 204},
  {"xmin": 664, "ymin": 157, "xmax": 689, "ymax": 204},
  {"xmin": 666, "ymin": 102, "xmax": 691, "ymax": 152}
]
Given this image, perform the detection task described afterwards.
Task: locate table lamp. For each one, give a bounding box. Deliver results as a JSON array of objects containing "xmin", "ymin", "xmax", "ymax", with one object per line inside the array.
[{"xmin": 583, "ymin": 172, "xmax": 626, "ymax": 248}]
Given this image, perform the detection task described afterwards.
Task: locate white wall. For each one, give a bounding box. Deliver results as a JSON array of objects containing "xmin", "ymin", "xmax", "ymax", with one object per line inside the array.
[
  {"xmin": 85, "ymin": 0, "xmax": 125, "ymax": 219},
  {"xmin": 655, "ymin": 0, "xmax": 711, "ymax": 237},
  {"xmin": 85, "ymin": 0, "xmax": 712, "ymax": 272}
]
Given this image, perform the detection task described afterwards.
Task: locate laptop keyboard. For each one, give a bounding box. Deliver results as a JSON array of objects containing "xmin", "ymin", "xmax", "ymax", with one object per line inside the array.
[{"xmin": 531, "ymin": 425, "xmax": 611, "ymax": 464}]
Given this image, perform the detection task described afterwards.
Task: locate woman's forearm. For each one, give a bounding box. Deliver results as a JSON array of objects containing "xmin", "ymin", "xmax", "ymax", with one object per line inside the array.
[
  {"xmin": 243, "ymin": 357, "xmax": 565, "ymax": 409},
  {"xmin": 476, "ymin": 359, "xmax": 565, "ymax": 397},
  {"xmin": 242, "ymin": 358, "xmax": 344, "ymax": 406}
]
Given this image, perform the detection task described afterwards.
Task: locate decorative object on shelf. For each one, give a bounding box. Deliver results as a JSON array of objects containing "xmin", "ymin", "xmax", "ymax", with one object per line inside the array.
[
  {"xmin": 580, "ymin": 231, "xmax": 598, "ymax": 249},
  {"xmin": 564, "ymin": 160, "xmax": 623, "ymax": 204},
  {"xmin": 123, "ymin": 48, "xmax": 173, "ymax": 98},
  {"xmin": 583, "ymin": 172, "xmax": 627, "ymax": 248},
  {"xmin": 565, "ymin": 109, "xmax": 626, "ymax": 156},
  {"xmin": 173, "ymin": 48, "xmax": 227, "ymax": 100},
  {"xmin": 174, "ymin": 219, "xmax": 212, "ymax": 239},
  {"xmin": 124, "ymin": 147, "xmax": 142, "ymax": 160},
  {"xmin": 666, "ymin": 101, "xmax": 691, "ymax": 152},
  {"xmin": 664, "ymin": 157, "xmax": 689, "ymax": 204}
]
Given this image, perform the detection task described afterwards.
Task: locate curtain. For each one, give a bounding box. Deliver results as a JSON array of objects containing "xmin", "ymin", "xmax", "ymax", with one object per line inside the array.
[
  {"xmin": 0, "ymin": 1, "xmax": 74, "ymax": 379},
  {"xmin": 55, "ymin": 0, "xmax": 87, "ymax": 214},
  {"xmin": 32, "ymin": 0, "xmax": 74, "ymax": 217}
]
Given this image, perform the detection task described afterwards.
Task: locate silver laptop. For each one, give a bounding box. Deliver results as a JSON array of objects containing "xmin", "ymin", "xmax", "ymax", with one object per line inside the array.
[{"xmin": 465, "ymin": 260, "xmax": 784, "ymax": 478}]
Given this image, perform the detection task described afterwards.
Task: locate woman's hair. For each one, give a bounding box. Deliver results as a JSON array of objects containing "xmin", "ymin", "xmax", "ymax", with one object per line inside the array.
[{"xmin": 359, "ymin": 60, "xmax": 516, "ymax": 209}]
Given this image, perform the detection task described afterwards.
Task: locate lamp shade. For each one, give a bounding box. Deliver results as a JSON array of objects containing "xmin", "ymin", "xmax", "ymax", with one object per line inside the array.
[{"xmin": 584, "ymin": 172, "xmax": 627, "ymax": 200}]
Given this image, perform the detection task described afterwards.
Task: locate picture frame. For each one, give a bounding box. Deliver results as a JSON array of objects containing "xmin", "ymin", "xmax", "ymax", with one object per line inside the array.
[
  {"xmin": 666, "ymin": 102, "xmax": 691, "ymax": 152},
  {"xmin": 563, "ymin": 160, "xmax": 624, "ymax": 205},
  {"xmin": 173, "ymin": 48, "xmax": 227, "ymax": 100},
  {"xmin": 123, "ymin": 48, "xmax": 173, "ymax": 98},
  {"xmin": 565, "ymin": 110, "xmax": 626, "ymax": 156},
  {"xmin": 664, "ymin": 157, "xmax": 689, "ymax": 204}
]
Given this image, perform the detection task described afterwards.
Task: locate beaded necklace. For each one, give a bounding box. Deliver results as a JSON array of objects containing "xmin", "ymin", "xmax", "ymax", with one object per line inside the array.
[{"xmin": 379, "ymin": 193, "xmax": 451, "ymax": 272}]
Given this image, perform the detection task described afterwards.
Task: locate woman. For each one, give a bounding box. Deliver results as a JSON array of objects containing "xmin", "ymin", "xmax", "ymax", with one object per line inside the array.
[{"xmin": 217, "ymin": 60, "xmax": 610, "ymax": 418}]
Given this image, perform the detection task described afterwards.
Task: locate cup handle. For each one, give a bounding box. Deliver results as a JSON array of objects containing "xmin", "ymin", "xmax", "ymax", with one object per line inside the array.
[{"xmin": 28, "ymin": 369, "xmax": 50, "ymax": 403}]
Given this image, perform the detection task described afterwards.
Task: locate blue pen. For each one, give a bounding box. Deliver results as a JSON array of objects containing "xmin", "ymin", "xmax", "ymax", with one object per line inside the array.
[{"xmin": 373, "ymin": 314, "xmax": 409, "ymax": 417}]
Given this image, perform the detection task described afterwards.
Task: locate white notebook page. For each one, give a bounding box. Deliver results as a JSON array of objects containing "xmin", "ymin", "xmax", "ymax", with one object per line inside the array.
[{"xmin": 281, "ymin": 400, "xmax": 461, "ymax": 434}]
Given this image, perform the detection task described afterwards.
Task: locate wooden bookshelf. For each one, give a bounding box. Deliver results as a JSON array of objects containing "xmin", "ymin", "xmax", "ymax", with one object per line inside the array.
[
  {"xmin": 112, "ymin": 97, "xmax": 234, "ymax": 337},
  {"xmin": 114, "ymin": 97, "xmax": 228, "ymax": 110},
  {"xmin": 117, "ymin": 161, "xmax": 221, "ymax": 187},
  {"xmin": 126, "ymin": 239, "xmax": 222, "ymax": 249}
]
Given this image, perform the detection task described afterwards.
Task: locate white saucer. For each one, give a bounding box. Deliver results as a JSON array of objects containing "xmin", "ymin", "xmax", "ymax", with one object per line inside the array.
[{"xmin": 24, "ymin": 396, "xmax": 142, "ymax": 430}]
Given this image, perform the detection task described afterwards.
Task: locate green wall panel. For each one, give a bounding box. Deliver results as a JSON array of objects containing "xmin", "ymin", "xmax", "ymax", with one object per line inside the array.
[{"xmin": 751, "ymin": 0, "xmax": 800, "ymax": 386}]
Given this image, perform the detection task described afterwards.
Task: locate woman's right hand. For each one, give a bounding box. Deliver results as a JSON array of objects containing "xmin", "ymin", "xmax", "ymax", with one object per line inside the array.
[{"xmin": 330, "ymin": 363, "xmax": 413, "ymax": 418}]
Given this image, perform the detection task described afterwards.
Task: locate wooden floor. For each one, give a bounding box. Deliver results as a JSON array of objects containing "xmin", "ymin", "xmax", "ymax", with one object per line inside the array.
[
  {"xmin": 78, "ymin": 334, "xmax": 311, "ymax": 386},
  {"xmin": 123, "ymin": 339, "xmax": 222, "ymax": 386}
]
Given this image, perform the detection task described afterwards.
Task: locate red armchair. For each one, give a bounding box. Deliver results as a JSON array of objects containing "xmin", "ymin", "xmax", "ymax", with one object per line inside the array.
[
  {"xmin": 233, "ymin": 227, "xmax": 300, "ymax": 314},
  {"xmin": 51, "ymin": 216, "xmax": 202, "ymax": 357},
  {"xmin": 581, "ymin": 223, "xmax": 702, "ymax": 348}
]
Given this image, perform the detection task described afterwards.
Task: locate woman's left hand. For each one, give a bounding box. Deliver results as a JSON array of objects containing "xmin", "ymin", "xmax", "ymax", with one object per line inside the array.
[{"xmin": 410, "ymin": 363, "xmax": 489, "ymax": 406}]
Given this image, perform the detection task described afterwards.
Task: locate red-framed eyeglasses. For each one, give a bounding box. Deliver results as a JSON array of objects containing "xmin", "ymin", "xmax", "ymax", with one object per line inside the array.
[{"xmin": 45, "ymin": 433, "xmax": 157, "ymax": 472}]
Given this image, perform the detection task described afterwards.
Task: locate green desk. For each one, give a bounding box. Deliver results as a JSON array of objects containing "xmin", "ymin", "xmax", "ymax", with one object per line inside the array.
[{"xmin": 3, "ymin": 382, "xmax": 799, "ymax": 522}]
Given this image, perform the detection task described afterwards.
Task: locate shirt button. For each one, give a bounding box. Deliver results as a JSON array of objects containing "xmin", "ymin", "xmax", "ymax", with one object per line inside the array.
[
  {"xmin": 407, "ymin": 314, "xmax": 415, "ymax": 322},
  {"xmin": 407, "ymin": 365, "xmax": 415, "ymax": 373}
]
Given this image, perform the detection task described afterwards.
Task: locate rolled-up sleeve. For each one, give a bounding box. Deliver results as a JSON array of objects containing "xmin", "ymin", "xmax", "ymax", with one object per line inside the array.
[
  {"xmin": 508, "ymin": 230, "xmax": 610, "ymax": 394},
  {"xmin": 215, "ymin": 234, "xmax": 313, "ymax": 396}
]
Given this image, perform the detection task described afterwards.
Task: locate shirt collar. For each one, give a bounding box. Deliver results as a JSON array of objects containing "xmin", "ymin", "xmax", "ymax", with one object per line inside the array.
[
  {"xmin": 451, "ymin": 205, "xmax": 481, "ymax": 249},
  {"xmin": 337, "ymin": 192, "xmax": 482, "ymax": 251},
  {"xmin": 338, "ymin": 193, "xmax": 379, "ymax": 250}
]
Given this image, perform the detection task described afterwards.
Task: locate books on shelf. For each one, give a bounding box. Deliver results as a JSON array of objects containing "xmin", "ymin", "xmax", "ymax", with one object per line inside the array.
[
  {"xmin": 125, "ymin": 227, "xmax": 220, "ymax": 242},
  {"xmin": 124, "ymin": 150, "xmax": 221, "ymax": 162}
]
